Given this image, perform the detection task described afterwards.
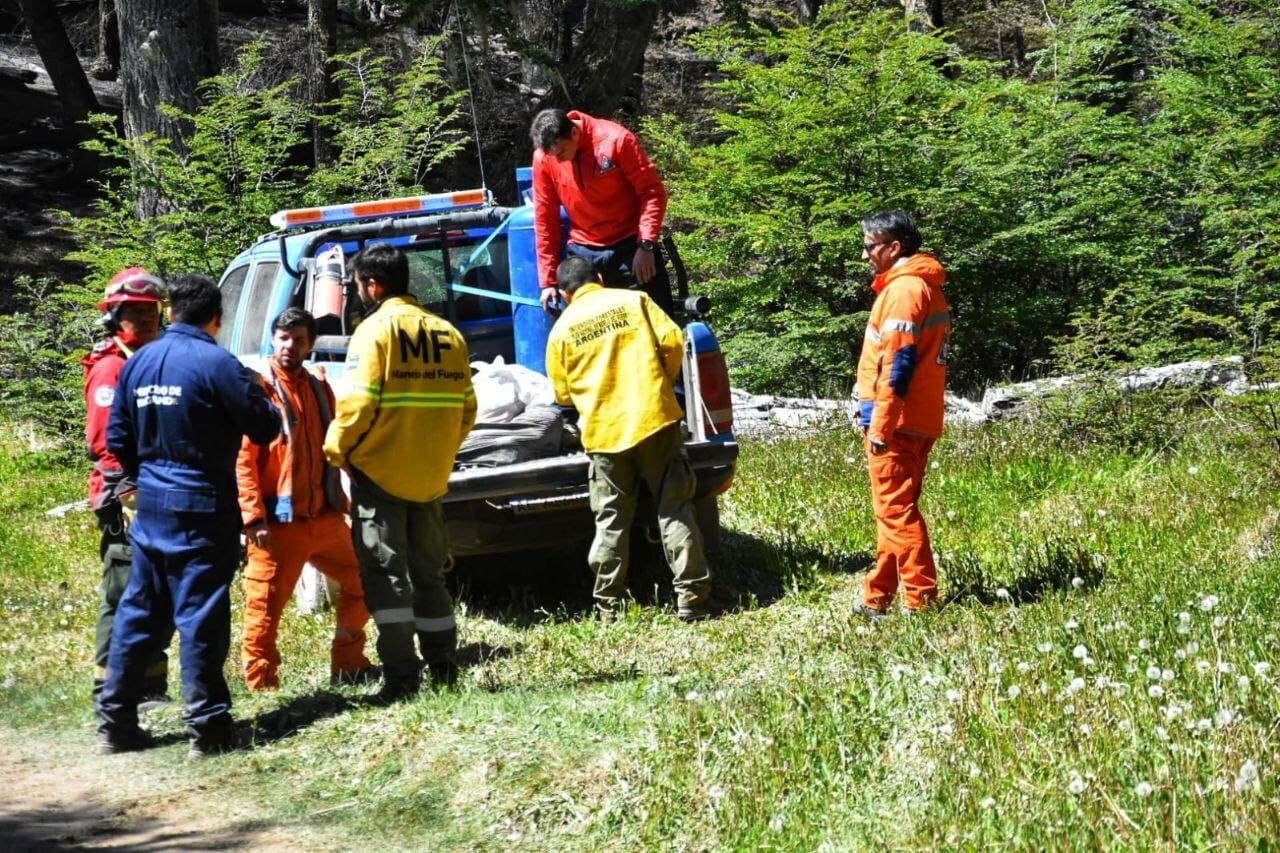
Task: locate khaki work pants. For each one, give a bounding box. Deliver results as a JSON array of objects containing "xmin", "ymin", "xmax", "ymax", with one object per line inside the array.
[
  {"xmin": 588, "ymin": 422, "xmax": 711, "ymax": 613},
  {"xmin": 350, "ymin": 471, "xmax": 455, "ymax": 690}
]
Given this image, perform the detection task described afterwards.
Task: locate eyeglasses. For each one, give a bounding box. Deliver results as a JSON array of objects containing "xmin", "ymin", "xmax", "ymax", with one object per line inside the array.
[{"xmin": 862, "ymin": 240, "xmax": 892, "ymax": 252}]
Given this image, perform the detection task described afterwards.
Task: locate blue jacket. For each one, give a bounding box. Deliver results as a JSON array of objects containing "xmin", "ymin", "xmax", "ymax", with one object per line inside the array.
[{"xmin": 108, "ymin": 323, "xmax": 281, "ymax": 518}]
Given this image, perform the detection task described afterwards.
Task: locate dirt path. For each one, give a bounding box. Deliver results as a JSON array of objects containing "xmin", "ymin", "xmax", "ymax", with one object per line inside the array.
[{"xmin": 0, "ymin": 731, "xmax": 305, "ymax": 851}]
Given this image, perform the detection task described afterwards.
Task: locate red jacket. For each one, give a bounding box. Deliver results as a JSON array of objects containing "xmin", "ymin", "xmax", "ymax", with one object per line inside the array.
[
  {"xmin": 532, "ymin": 110, "xmax": 668, "ymax": 288},
  {"xmin": 83, "ymin": 338, "xmax": 134, "ymax": 510},
  {"xmin": 237, "ymin": 359, "xmax": 344, "ymax": 527},
  {"xmin": 856, "ymin": 253, "xmax": 951, "ymax": 441}
]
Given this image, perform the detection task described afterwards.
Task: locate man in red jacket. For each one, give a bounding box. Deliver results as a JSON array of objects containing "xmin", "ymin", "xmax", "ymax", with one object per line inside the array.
[
  {"xmin": 82, "ymin": 267, "xmax": 171, "ymax": 701},
  {"xmin": 853, "ymin": 211, "xmax": 951, "ymax": 617},
  {"xmin": 529, "ymin": 108, "xmax": 673, "ymax": 316}
]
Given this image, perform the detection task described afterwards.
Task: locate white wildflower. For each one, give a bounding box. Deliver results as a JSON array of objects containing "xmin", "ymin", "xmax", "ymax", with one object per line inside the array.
[
  {"xmin": 1195, "ymin": 659, "xmax": 1211, "ymax": 674},
  {"xmin": 1215, "ymin": 707, "xmax": 1235, "ymax": 728},
  {"xmin": 1162, "ymin": 669, "xmax": 1174, "ymax": 682},
  {"xmin": 1213, "ymin": 615, "xmax": 1226, "ymax": 629},
  {"xmin": 1079, "ymin": 723, "xmax": 1092, "ymax": 736},
  {"xmin": 1007, "ymin": 684, "xmax": 1022, "ymax": 699},
  {"xmin": 1174, "ymin": 649, "xmax": 1186, "ymax": 661},
  {"xmin": 1156, "ymin": 726, "xmax": 1169, "ymax": 740},
  {"xmin": 1178, "ymin": 612, "xmax": 1192, "ymax": 625},
  {"xmin": 769, "ymin": 815, "xmax": 785, "ymax": 832},
  {"xmin": 1071, "ymin": 576, "xmax": 1084, "ymax": 589},
  {"xmin": 969, "ymin": 764, "xmax": 981, "ymax": 779},
  {"xmin": 995, "ymin": 588, "xmax": 1012, "ymax": 602},
  {"xmin": 1094, "ymin": 676, "xmax": 1111, "ymax": 689},
  {"xmin": 1200, "ymin": 594, "xmax": 1219, "ymax": 612},
  {"xmin": 1148, "ymin": 684, "xmax": 1165, "ymax": 699},
  {"xmin": 1185, "ymin": 642, "xmax": 1199, "ymax": 654},
  {"xmin": 1187, "ymin": 465, "xmax": 1199, "ymax": 475},
  {"xmin": 1065, "ymin": 619, "xmax": 1079, "ymax": 630},
  {"xmin": 1067, "ymin": 677, "xmax": 1086, "ymax": 695},
  {"xmin": 1071, "ymin": 517, "xmax": 1083, "ymax": 528},
  {"xmin": 685, "ymin": 690, "xmax": 701, "ymax": 702},
  {"xmin": 1019, "ymin": 510, "xmax": 1030, "ymax": 520},
  {"xmin": 1067, "ymin": 772, "xmax": 1086, "ymax": 795},
  {"xmin": 981, "ymin": 796, "xmax": 996, "ymax": 809},
  {"xmin": 1138, "ymin": 639, "xmax": 1151, "ymax": 651},
  {"xmin": 1135, "ymin": 781, "xmax": 1154, "ymax": 797},
  {"xmin": 1197, "ymin": 718, "xmax": 1212, "ymax": 732},
  {"xmin": 1218, "ymin": 661, "xmax": 1234, "ymax": 674},
  {"xmin": 1235, "ymin": 760, "xmax": 1260, "ymax": 793},
  {"xmin": 946, "ymin": 689, "xmax": 963, "ymax": 703},
  {"xmin": 1118, "ymin": 719, "xmax": 1132, "ymax": 733},
  {"xmin": 1252, "ymin": 661, "xmax": 1272, "ymax": 676},
  {"xmin": 1037, "ymin": 642, "xmax": 1053, "ymax": 653},
  {"xmin": 1073, "ymin": 645, "xmax": 1089, "ymax": 660},
  {"xmin": 946, "ymin": 510, "xmax": 956, "ymax": 520},
  {"xmin": 1096, "ymin": 509, "xmax": 1107, "ymax": 518},
  {"xmin": 1017, "ymin": 661, "xmax": 1032, "ymax": 674},
  {"xmin": 1063, "ymin": 704, "xmax": 1075, "ymax": 715},
  {"xmin": 1146, "ymin": 665, "xmax": 1162, "ymax": 680},
  {"xmin": 708, "ymin": 784, "xmax": 726, "ymax": 802}
]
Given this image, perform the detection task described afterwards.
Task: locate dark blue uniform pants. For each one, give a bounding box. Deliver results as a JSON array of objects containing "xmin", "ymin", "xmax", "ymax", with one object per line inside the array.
[
  {"xmin": 567, "ymin": 237, "xmax": 675, "ymax": 316},
  {"xmin": 97, "ymin": 507, "xmax": 238, "ymax": 739}
]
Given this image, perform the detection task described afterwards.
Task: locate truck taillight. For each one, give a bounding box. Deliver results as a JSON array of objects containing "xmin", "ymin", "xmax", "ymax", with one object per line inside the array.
[{"xmin": 697, "ymin": 350, "xmax": 734, "ymax": 437}]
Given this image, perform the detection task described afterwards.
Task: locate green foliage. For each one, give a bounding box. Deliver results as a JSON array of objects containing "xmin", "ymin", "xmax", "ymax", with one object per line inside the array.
[
  {"xmin": 646, "ymin": 0, "xmax": 1280, "ymax": 395},
  {"xmin": 307, "ymin": 40, "xmax": 469, "ymax": 203},
  {"xmin": 59, "ymin": 38, "xmax": 468, "ymax": 284},
  {"xmin": 0, "ymin": 277, "xmax": 100, "ymax": 445}
]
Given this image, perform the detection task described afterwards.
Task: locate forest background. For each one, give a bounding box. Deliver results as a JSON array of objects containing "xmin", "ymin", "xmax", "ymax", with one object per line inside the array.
[{"xmin": 0, "ymin": 0, "xmax": 1277, "ymax": 432}]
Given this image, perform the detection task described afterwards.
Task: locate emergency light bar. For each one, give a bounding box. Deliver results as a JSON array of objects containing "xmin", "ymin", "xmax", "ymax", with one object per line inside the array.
[{"xmin": 269, "ymin": 189, "xmax": 491, "ymax": 230}]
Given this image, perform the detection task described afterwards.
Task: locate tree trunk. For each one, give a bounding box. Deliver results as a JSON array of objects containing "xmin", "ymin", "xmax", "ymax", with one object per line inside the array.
[
  {"xmin": 15, "ymin": 0, "xmax": 100, "ymax": 126},
  {"xmin": 92, "ymin": 0, "xmax": 120, "ymax": 81},
  {"xmin": 797, "ymin": 0, "xmax": 822, "ymax": 24},
  {"xmin": 116, "ymin": 0, "xmax": 221, "ymax": 216},
  {"xmin": 306, "ymin": 0, "xmax": 338, "ymax": 166}
]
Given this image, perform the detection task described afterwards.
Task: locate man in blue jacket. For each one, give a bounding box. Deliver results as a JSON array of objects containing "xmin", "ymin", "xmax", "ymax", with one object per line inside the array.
[{"xmin": 97, "ymin": 274, "xmax": 280, "ymax": 758}]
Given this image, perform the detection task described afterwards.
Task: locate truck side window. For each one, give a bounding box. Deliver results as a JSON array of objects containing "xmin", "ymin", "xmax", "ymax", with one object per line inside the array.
[
  {"xmin": 237, "ymin": 262, "xmax": 281, "ymax": 356},
  {"xmin": 216, "ymin": 264, "xmax": 249, "ymax": 349}
]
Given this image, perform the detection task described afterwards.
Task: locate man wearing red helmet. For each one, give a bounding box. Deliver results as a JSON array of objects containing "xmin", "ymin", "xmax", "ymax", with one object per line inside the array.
[{"xmin": 82, "ymin": 267, "xmax": 171, "ymax": 702}]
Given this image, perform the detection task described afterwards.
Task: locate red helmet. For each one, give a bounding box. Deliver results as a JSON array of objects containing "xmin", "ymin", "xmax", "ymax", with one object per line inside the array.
[{"xmin": 97, "ymin": 267, "xmax": 166, "ymax": 311}]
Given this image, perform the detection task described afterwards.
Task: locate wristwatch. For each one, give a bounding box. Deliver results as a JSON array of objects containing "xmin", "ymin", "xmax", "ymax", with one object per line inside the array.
[{"xmin": 638, "ymin": 239, "xmax": 656, "ymax": 252}]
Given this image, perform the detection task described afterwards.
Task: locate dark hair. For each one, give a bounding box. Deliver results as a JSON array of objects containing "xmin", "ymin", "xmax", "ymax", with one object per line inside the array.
[
  {"xmin": 556, "ymin": 257, "xmax": 599, "ymax": 294},
  {"xmin": 530, "ymin": 108, "xmax": 575, "ymax": 152},
  {"xmin": 861, "ymin": 210, "xmax": 922, "ymax": 256},
  {"xmin": 351, "ymin": 243, "xmax": 409, "ymax": 295},
  {"xmin": 168, "ymin": 274, "xmax": 222, "ymax": 327},
  {"xmin": 271, "ymin": 306, "xmax": 317, "ymax": 343}
]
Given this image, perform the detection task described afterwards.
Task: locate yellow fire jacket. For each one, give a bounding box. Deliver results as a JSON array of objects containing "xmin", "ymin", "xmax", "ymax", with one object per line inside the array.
[
  {"xmin": 545, "ymin": 283, "xmax": 684, "ymax": 454},
  {"xmin": 324, "ymin": 294, "xmax": 476, "ymax": 502}
]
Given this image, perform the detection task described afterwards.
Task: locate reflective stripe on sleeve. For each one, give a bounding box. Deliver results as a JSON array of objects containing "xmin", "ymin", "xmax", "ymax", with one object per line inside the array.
[
  {"xmin": 371, "ymin": 607, "xmax": 416, "ymax": 625},
  {"xmin": 415, "ymin": 614, "xmax": 457, "ymax": 632},
  {"xmin": 923, "ymin": 311, "xmax": 951, "ymax": 330},
  {"xmin": 354, "ymin": 384, "xmax": 381, "ymax": 398},
  {"xmin": 882, "ymin": 318, "xmax": 920, "ymax": 335},
  {"xmin": 864, "ymin": 325, "xmax": 882, "ymax": 344},
  {"xmin": 379, "ymin": 392, "xmax": 467, "ymax": 409}
]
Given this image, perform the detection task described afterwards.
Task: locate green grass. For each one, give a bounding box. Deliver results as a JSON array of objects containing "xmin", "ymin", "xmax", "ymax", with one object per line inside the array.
[{"xmin": 1, "ymin": 410, "xmax": 1278, "ymax": 849}]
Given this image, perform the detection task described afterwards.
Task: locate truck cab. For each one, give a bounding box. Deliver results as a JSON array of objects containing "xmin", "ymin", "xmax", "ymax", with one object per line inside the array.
[{"xmin": 216, "ymin": 170, "xmax": 737, "ymax": 556}]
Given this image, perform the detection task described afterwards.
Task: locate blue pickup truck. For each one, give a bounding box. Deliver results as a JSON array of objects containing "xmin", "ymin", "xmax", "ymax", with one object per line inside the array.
[{"xmin": 215, "ymin": 168, "xmax": 737, "ymax": 556}]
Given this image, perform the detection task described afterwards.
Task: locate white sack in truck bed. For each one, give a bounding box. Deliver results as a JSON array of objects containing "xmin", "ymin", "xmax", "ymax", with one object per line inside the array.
[{"xmin": 471, "ymin": 356, "xmax": 555, "ymax": 423}]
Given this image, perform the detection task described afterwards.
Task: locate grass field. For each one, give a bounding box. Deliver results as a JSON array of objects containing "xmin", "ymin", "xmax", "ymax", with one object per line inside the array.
[{"xmin": 1, "ymin": 406, "xmax": 1277, "ymax": 849}]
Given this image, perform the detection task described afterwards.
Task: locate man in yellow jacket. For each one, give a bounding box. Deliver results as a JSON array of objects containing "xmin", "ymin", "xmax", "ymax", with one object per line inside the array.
[
  {"xmin": 324, "ymin": 244, "xmax": 476, "ymax": 700},
  {"xmin": 545, "ymin": 257, "xmax": 711, "ymax": 622}
]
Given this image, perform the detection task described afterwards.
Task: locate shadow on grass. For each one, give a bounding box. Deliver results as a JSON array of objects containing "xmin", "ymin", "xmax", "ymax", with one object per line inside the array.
[
  {"xmin": 0, "ymin": 800, "xmax": 273, "ymax": 851},
  {"xmin": 451, "ymin": 526, "xmax": 871, "ymax": 625},
  {"xmin": 940, "ymin": 540, "xmax": 1104, "ymax": 607},
  {"xmin": 242, "ymin": 690, "xmax": 354, "ymax": 745}
]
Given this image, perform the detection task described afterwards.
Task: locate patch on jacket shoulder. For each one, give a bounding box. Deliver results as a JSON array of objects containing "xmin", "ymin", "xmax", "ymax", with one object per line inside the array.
[
  {"xmin": 93, "ymin": 385, "xmax": 115, "ymax": 408},
  {"xmin": 597, "ymin": 153, "xmax": 616, "ymax": 174}
]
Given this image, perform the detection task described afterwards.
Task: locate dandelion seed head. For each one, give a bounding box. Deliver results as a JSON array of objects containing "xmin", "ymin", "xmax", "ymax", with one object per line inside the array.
[
  {"xmin": 1252, "ymin": 661, "xmax": 1272, "ymax": 676},
  {"xmin": 1146, "ymin": 665, "xmax": 1162, "ymax": 681},
  {"xmin": 1017, "ymin": 661, "xmax": 1032, "ymax": 674},
  {"xmin": 1135, "ymin": 781, "xmax": 1153, "ymax": 797},
  {"xmin": 981, "ymin": 796, "xmax": 996, "ymax": 809},
  {"xmin": 1179, "ymin": 612, "xmax": 1192, "ymax": 625},
  {"xmin": 1235, "ymin": 760, "xmax": 1259, "ymax": 793},
  {"xmin": 995, "ymin": 588, "xmax": 1012, "ymax": 602},
  {"xmin": 1218, "ymin": 661, "xmax": 1235, "ymax": 674},
  {"xmin": 1213, "ymin": 615, "xmax": 1226, "ymax": 629},
  {"xmin": 1188, "ymin": 465, "xmax": 1199, "ymax": 475},
  {"xmin": 1007, "ymin": 684, "xmax": 1022, "ymax": 699},
  {"xmin": 1037, "ymin": 642, "xmax": 1053, "ymax": 653},
  {"xmin": 1200, "ymin": 594, "xmax": 1219, "ymax": 612},
  {"xmin": 1065, "ymin": 619, "xmax": 1079, "ymax": 630},
  {"xmin": 1067, "ymin": 773, "xmax": 1086, "ymax": 795},
  {"xmin": 946, "ymin": 510, "xmax": 956, "ymax": 520},
  {"xmin": 946, "ymin": 689, "xmax": 962, "ymax": 703},
  {"xmin": 1161, "ymin": 668, "xmax": 1174, "ymax": 682},
  {"xmin": 1138, "ymin": 639, "xmax": 1151, "ymax": 651},
  {"xmin": 1096, "ymin": 508, "xmax": 1107, "ymax": 518},
  {"xmin": 1238, "ymin": 675, "xmax": 1251, "ymax": 691},
  {"xmin": 1216, "ymin": 707, "xmax": 1235, "ymax": 728},
  {"xmin": 1071, "ymin": 576, "xmax": 1084, "ymax": 589},
  {"xmin": 1073, "ymin": 644, "xmax": 1088, "ymax": 660},
  {"xmin": 1148, "ymin": 684, "xmax": 1165, "ymax": 698},
  {"xmin": 1019, "ymin": 510, "xmax": 1030, "ymax": 520}
]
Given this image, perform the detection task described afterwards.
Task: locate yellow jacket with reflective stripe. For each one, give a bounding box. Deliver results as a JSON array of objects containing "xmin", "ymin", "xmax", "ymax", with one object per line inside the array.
[
  {"xmin": 324, "ymin": 294, "xmax": 476, "ymax": 502},
  {"xmin": 545, "ymin": 283, "xmax": 684, "ymax": 454}
]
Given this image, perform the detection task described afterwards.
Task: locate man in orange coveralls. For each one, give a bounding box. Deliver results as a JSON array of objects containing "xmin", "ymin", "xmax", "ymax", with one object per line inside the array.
[
  {"xmin": 853, "ymin": 211, "xmax": 951, "ymax": 618},
  {"xmin": 237, "ymin": 307, "xmax": 374, "ymax": 689}
]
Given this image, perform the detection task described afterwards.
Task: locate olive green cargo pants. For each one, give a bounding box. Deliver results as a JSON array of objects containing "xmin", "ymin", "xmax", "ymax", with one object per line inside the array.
[
  {"xmin": 350, "ymin": 471, "xmax": 455, "ymax": 691},
  {"xmin": 93, "ymin": 505, "xmax": 168, "ymax": 699},
  {"xmin": 588, "ymin": 422, "xmax": 711, "ymax": 613}
]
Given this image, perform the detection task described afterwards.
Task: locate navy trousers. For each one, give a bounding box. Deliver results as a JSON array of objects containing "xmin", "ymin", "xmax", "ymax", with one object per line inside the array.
[
  {"xmin": 97, "ymin": 506, "xmax": 238, "ymax": 739},
  {"xmin": 567, "ymin": 237, "xmax": 675, "ymax": 316}
]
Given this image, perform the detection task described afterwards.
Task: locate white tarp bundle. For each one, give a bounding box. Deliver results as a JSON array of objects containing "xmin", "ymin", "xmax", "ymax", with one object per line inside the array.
[{"xmin": 471, "ymin": 356, "xmax": 555, "ymax": 422}]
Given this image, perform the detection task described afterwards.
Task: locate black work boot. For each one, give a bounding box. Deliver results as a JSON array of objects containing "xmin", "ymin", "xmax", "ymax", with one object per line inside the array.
[
  {"xmin": 97, "ymin": 725, "xmax": 154, "ymax": 755},
  {"xmin": 188, "ymin": 718, "xmax": 239, "ymax": 759},
  {"xmin": 426, "ymin": 661, "xmax": 459, "ymax": 690}
]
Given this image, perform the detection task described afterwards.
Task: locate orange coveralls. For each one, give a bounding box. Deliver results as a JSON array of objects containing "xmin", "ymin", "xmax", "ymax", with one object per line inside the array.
[
  {"xmin": 855, "ymin": 253, "xmax": 951, "ymax": 611},
  {"xmin": 236, "ymin": 360, "xmax": 371, "ymax": 690}
]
